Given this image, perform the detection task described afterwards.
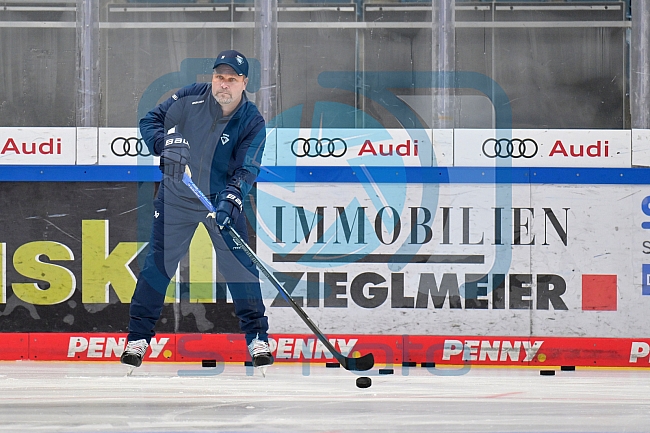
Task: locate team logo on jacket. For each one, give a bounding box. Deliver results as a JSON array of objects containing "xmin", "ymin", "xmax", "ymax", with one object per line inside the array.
[{"xmin": 221, "ymin": 133, "xmax": 230, "ymax": 145}]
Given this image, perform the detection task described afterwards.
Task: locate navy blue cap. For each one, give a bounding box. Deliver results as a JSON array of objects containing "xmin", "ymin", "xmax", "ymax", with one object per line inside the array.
[{"xmin": 213, "ymin": 50, "xmax": 249, "ymax": 77}]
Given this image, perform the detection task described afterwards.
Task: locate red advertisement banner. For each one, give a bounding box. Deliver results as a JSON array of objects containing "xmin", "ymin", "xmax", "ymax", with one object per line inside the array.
[{"xmin": 4, "ymin": 333, "xmax": 650, "ymax": 368}]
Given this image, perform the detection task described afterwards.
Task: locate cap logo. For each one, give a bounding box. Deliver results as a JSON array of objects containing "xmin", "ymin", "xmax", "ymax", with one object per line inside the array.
[{"xmin": 236, "ymin": 55, "xmax": 244, "ymax": 65}]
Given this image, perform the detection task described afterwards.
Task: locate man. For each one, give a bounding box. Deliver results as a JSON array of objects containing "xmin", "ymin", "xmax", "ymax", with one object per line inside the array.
[{"xmin": 121, "ymin": 50, "xmax": 273, "ymax": 370}]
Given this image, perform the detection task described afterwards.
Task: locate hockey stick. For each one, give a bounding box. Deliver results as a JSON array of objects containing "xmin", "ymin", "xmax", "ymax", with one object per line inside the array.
[{"xmin": 181, "ymin": 171, "xmax": 375, "ymax": 371}]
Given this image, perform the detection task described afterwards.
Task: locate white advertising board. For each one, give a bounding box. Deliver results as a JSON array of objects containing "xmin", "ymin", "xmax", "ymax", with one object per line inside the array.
[
  {"xmin": 100, "ymin": 127, "xmax": 277, "ymax": 167},
  {"xmin": 2, "ymin": 127, "xmax": 638, "ymax": 169},
  {"xmin": 632, "ymin": 128, "xmax": 650, "ymax": 167},
  {"xmin": 256, "ymin": 181, "xmax": 650, "ymax": 338},
  {"xmin": 455, "ymin": 129, "xmax": 631, "ymax": 167},
  {"xmin": 270, "ymin": 128, "xmax": 450, "ymax": 167},
  {"xmin": 0, "ymin": 127, "xmax": 76, "ymax": 165},
  {"xmin": 98, "ymin": 128, "xmax": 159, "ymax": 166}
]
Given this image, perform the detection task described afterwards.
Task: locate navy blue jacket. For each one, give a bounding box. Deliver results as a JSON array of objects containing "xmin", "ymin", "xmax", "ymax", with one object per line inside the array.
[{"xmin": 140, "ymin": 82, "xmax": 266, "ymax": 204}]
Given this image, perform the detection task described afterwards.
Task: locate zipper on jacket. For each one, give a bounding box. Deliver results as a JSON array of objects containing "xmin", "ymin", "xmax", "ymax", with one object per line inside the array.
[
  {"xmin": 210, "ymin": 111, "xmax": 219, "ymax": 132},
  {"xmin": 201, "ymin": 93, "xmax": 222, "ymax": 191}
]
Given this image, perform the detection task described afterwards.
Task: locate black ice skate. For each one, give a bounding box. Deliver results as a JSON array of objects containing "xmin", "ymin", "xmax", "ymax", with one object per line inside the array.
[
  {"xmin": 121, "ymin": 339, "xmax": 148, "ymax": 375},
  {"xmin": 248, "ymin": 336, "xmax": 274, "ymax": 375}
]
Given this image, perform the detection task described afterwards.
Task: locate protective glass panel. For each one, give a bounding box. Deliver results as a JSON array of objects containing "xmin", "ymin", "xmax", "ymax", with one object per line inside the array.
[{"xmin": 0, "ymin": 0, "xmax": 631, "ymax": 128}]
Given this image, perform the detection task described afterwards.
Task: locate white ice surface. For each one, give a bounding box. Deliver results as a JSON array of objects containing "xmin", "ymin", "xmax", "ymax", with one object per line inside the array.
[{"xmin": 1, "ymin": 361, "xmax": 649, "ymax": 432}]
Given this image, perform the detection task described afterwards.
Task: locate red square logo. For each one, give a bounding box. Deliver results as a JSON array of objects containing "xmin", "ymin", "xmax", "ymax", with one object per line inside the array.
[{"xmin": 582, "ymin": 274, "xmax": 617, "ymax": 311}]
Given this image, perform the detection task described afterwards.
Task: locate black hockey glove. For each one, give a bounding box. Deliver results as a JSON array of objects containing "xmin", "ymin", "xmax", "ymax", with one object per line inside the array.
[
  {"xmin": 160, "ymin": 133, "xmax": 190, "ymax": 182},
  {"xmin": 215, "ymin": 186, "xmax": 243, "ymax": 229}
]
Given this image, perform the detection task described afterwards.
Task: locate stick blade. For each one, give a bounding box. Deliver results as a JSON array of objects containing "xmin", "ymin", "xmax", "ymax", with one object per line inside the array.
[{"xmin": 341, "ymin": 353, "xmax": 374, "ymax": 371}]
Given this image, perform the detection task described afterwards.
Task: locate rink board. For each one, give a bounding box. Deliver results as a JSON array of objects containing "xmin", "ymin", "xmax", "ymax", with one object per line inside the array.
[
  {"xmin": 0, "ymin": 181, "xmax": 649, "ymax": 349},
  {"xmin": 4, "ymin": 332, "xmax": 650, "ymax": 368},
  {"xmin": 0, "ymin": 182, "xmax": 648, "ymax": 338},
  {"xmin": 1, "ymin": 127, "xmax": 650, "ymax": 369}
]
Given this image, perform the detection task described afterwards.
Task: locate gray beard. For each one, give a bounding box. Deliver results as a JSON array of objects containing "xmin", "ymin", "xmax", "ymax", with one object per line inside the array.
[{"xmin": 216, "ymin": 95, "xmax": 233, "ymax": 105}]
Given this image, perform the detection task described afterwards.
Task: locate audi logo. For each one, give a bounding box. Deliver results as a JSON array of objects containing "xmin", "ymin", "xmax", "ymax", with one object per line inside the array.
[
  {"xmin": 482, "ymin": 138, "xmax": 538, "ymax": 159},
  {"xmin": 111, "ymin": 137, "xmax": 152, "ymax": 157},
  {"xmin": 291, "ymin": 138, "xmax": 347, "ymax": 158}
]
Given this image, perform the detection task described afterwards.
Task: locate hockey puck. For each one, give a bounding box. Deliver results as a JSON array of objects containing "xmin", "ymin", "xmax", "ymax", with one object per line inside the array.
[
  {"xmin": 202, "ymin": 359, "xmax": 217, "ymax": 368},
  {"xmin": 325, "ymin": 362, "xmax": 340, "ymax": 368},
  {"xmin": 378, "ymin": 368, "xmax": 394, "ymax": 375},
  {"xmin": 421, "ymin": 362, "xmax": 436, "ymax": 368},
  {"xmin": 561, "ymin": 365, "xmax": 576, "ymax": 371},
  {"xmin": 356, "ymin": 377, "xmax": 372, "ymax": 388},
  {"xmin": 244, "ymin": 361, "xmax": 253, "ymax": 367},
  {"xmin": 540, "ymin": 370, "xmax": 555, "ymax": 376},
  {"xmin": 402, "ymin": 361, "xmax": 417, "ymax": 367}
]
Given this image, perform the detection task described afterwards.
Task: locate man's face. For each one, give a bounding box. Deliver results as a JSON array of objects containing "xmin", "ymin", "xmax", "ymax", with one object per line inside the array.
[{"xmin": 211, "ymin": 65, "xmax": 248, "ymax": 107}]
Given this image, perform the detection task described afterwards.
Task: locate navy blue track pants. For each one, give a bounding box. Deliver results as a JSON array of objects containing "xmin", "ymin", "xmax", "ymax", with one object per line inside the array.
[{"xmin": 128, "ymin": 193, "xmax": 269, "ymax": 346}]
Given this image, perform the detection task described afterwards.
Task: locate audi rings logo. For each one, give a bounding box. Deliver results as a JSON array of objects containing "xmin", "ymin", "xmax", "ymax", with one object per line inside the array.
[
  {"xmin": 111, "ymin": 137, "xmax": 152, "ymax": 157},
  {"xmin": 482, "ymin": 138, "xmax": 538, "ymax": 159},
  {"xmin": 291, "ymin": 138, "xmax": 347, "ymax": 158}
]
